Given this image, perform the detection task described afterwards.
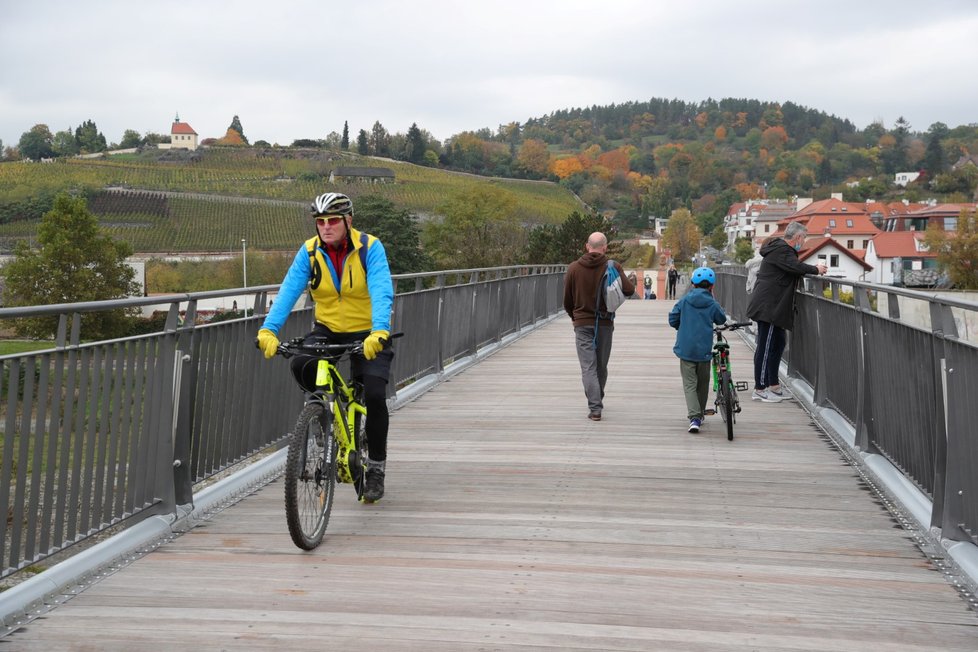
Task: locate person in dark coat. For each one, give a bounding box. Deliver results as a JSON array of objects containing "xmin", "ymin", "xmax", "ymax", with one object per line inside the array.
[{"xmin": 746, "ymin": 222, "xmax": 826, "ymax": 402}]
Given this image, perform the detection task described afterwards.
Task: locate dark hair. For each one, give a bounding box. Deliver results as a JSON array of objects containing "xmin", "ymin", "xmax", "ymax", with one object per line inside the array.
[{"xmin": 694, "ymin": 280, "xmax": 713, "ymax": 289}]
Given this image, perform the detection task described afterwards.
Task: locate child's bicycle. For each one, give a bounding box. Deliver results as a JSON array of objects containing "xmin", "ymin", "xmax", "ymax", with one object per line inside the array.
[
  {"xmin": 706, "ymin": 321, "xmax": 752, "ymax": 441},
  {"xmin": 273, "ymin": 334, "xmax": 399, "ymax": 550}
]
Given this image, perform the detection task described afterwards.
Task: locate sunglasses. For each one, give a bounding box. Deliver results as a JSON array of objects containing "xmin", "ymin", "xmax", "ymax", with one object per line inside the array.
[{"xmin": 315, "ymin": 216, "xmax": 345, "ymax": 226}]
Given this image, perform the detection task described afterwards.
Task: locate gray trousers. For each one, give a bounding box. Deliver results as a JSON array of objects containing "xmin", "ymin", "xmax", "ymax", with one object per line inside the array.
[
  {"xmin": 574, "ymin": 324, "xmax": 613, "ymax": 412},
  {"xmin": 679, "ymin": 359, "xmax": 711, "ymax": 420}
]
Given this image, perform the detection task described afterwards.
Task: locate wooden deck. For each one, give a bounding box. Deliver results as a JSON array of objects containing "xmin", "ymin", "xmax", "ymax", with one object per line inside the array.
[{"xmin": 6, "ymin": 302, "xmax": 977, "ymax": 650}]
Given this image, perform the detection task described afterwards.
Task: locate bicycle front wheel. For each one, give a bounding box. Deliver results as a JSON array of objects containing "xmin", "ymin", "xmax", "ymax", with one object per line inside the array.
[
  {"xmin": 284, "ymin": 402, "xmax": 337, "ymax": 550},
  {"xmin": 719, "ymin": 370, "xmax": 735, "ymax": 441}
]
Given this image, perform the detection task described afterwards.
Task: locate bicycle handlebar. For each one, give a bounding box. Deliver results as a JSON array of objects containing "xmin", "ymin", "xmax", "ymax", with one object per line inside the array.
[
  {"xmin": 274, "ymin": 332, "xmax": 404, "ymax": 359},
  {"xmin": 714, "ymin": 321, "xmax": 752, "ymax": 332}
]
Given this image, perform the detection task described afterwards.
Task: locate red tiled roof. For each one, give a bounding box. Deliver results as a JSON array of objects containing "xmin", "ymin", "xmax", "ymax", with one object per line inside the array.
[
  {"xmin": 791, "ymin": 197, "xmax": 868, "ymax": 218},
  {"xmin": 171, "ymin": 121, "xmax": 197, "ymax": 135},
  {"xmin": 871, "ymin": 231, "xmax": 936, "ymax": 258},
  {"xmin": 907, "ymin": 203, "xmax": 976, "ymax": 217}
]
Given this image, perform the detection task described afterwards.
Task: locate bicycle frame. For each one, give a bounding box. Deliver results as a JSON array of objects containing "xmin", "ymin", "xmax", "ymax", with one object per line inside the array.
[{"xmin": 309, "ymin": 357, "xmax": 365, "ymax": 485}]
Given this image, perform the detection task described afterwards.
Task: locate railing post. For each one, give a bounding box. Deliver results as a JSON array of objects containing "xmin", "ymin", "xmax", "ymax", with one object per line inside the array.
[{"xmin": 929, "ymin": 302, "xmax": 957, "ymax": 536}]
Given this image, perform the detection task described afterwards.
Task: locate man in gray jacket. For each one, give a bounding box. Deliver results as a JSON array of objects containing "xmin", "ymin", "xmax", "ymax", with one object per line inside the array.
[{"xmin": 746, "ymin": 222, "xmax": 826, "ymax": 402}]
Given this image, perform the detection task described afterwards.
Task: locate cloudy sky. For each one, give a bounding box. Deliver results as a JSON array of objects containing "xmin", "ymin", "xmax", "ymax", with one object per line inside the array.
[{"xmin": 2, "ymin": 0, "xmax": 977, "ymax": 149}]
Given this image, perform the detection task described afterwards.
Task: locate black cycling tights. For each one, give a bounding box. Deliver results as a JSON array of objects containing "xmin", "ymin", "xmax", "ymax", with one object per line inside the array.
[{"xmin": 362, "ymin": 374, "xmax": 389, "ymax": 462}]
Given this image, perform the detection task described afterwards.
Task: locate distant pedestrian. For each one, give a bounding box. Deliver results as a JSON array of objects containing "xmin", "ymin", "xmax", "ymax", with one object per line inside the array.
[
  {"xmin": 667, "ymin": 264, "xmax": 679, "ymax": 299},
  {"xmin": 668, "ymin": 267, "xmax": 727, "ymax": 433},
  {"xmin": 563, "ymin": 232, "xmax": 636, "ymax": 421},
  {"xmin": 643, "ymin": 275, "xmax": 653, "ymax": 299},
  {"xmin": 746, "ymin": 223, "xmax": 826, "ymax": 403}
]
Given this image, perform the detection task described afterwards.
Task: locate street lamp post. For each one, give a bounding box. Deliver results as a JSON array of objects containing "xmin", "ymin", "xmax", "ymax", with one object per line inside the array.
[{"xmin": 241, "ymin": 238, "xmax": 248, "ymax": 318}]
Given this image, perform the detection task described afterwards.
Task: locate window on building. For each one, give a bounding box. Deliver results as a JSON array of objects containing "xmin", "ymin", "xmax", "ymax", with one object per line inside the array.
[
  {"xmin": 847, "ymin": 240, "xmax": 854, "ymax": 249},
  {"xmin": 846, "ymin": 219, "xmax": 853, "ymax": 227},
  {"xmin": 829, "ymin": 219, "xmax": 836, "ymax": 227},
  {"xmin": 764, "ymin": 224, "xmax": 770, "ymax": 233},
  {"xmin": 862, "ymin": 240, "xmax": 869, "ymax": 249},
  {"xmin": 830, "ymin": 255, "xmax": 839, "ymax": 267},
  {"xmin": 945, "ymin": 217, "xmax": 957, "ymax": 231}
]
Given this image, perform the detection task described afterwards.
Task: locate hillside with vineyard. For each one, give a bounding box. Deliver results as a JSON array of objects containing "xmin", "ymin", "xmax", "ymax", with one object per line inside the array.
[{"xmin": 0, "ymin": 147, "xmax": 582, "ymax": 253}]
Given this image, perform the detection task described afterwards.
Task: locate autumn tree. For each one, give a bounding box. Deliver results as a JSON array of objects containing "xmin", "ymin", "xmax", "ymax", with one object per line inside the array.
[
  {"xmin": 216, "ymin": 128, "xmax": 246, "ymax": 146},
  {"xmin": 424, "ymin": 185, "xmax": 523, "ymax": 269},
  {"xmin": 228, "ymin": 115, "xmax": 248, "ymax": 144},
  {"xmin": 923, "ymin": 209, "xmax": 978, "ymax": 289},
  {"xmin": 660, "ymin": 208, "xmax": 702, "ymax": 263},
  {"xmin": 2, "ymin": 193, "xmax": 139, "ymax": 338},
  {"xmin": 516, "ymin": 138, "xmax": 551, "ymax": 178}
]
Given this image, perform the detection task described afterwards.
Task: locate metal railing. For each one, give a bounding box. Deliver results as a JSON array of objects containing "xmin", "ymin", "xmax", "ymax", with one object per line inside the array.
[
  {"xmin": 715, "ymin": 267, "xmax": 978, "ymax": 545},
  {"xmin": 0, "ymin": 265, "xmax": 565, "ymax": 578}
]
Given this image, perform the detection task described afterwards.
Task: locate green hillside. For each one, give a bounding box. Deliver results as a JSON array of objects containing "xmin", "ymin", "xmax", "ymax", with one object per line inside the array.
[{"xmin": 0, "ymin": 148, "xmax": 581, "ymax": 252}]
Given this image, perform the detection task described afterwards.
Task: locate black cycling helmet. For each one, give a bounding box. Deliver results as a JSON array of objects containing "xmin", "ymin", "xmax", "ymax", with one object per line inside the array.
[{"xmin": 310, "ymin": 192, "xmax": 353, "ymax": 217}]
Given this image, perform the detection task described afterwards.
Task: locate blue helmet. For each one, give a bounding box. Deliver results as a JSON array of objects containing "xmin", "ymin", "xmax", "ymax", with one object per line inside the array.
[{"xmin": 691, "ymin": 266, "xmax": 716, "ymax": 286}]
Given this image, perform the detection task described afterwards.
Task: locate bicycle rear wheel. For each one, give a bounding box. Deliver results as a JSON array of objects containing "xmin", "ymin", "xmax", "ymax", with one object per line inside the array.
[
  {"xmin": 719, "ymin": 370, "xmax": 734, "ymax": 441},
  {"xmin": 284, "ymin": 402, "xmax": 337, "ymax": 550}
]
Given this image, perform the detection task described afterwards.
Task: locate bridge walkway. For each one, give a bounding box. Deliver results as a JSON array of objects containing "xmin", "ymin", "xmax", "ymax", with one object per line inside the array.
[{"xmin": 7, "ymin": 301, "xmax": 976, "ymax": 650}]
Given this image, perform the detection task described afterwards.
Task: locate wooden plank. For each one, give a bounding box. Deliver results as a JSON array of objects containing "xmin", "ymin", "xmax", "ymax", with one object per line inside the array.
[{"xmin": 7, "ymin": 302, "xmax": 977, "ymax": 650}]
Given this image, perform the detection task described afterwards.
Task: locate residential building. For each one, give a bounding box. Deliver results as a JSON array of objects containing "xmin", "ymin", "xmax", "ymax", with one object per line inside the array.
[
  {"xmin": 800, "ymin": 237, "xmax": 873, "ymax": 281},
  {"xmin": 865, "ymin": 231, "xmax": 938, "ymax": 286},
  {"xmin": 780, "ymin": 197, "xmax": 880, "ymax": 257},
  {"xmin": 894, "ymin": 171, "xmax": 920, "ymax": 187},
  {"xmin": 882, "ymin": 203, "xmax": 976, "ymax": 233}
]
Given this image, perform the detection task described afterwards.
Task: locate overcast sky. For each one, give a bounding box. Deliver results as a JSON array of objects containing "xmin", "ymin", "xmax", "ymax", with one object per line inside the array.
[{"xmin": 2, "ymin": 0, "xmax": 977, "ymax": 149}]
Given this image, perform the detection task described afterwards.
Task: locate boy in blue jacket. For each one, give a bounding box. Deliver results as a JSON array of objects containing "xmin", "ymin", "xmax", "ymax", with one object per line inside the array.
[{"xmin": 668, "ymin": 267, "xmax": 727, "ymax": 433}]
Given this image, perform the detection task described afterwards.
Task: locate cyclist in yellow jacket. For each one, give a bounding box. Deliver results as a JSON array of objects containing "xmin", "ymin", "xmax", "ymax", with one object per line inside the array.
[{"xmin": 257, "ymin": 192, "xmax": 394, "ymax": 502}]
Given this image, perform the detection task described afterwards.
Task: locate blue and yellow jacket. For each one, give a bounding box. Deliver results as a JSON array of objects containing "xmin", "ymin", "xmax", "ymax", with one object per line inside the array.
[{"xmin": 261, "ymin": 228, "xmax": 394, "ymax": 335}]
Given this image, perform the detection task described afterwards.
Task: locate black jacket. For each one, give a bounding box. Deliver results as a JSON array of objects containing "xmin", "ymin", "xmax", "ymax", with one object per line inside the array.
[{"xmin": 746, "ymin": 237, "xmax": 820, "ymax": 330}]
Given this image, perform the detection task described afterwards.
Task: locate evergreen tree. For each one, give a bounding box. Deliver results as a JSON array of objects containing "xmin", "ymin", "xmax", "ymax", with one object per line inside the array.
[
  {"xmin": 405, "ymin": 123, "xmax": 426, "ymax": 163},
  {"xmin": 74, "ymin": 119, "xmax": 107, "ymax": 153},
  {"xmin": 923, "ymin": 122, "xmax": 949, "ymax": 177},
  {"xmin": 341, "ymin": 121, "xmax": 349, "ymax": 150},
  {"xmin": 228, "ymin": 115, "xmax": 249, "ymax": 144},
  {"xmin": 353, "ymin": 195, "xmax": 431, "ymax": 274},
  {"xmin": 357, "ymin": 129, "xmax": 369, "ymax": 155}
]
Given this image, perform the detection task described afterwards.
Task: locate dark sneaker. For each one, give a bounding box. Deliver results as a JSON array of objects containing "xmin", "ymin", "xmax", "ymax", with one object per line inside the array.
[
  {"xmin": 363, "ymin": 468, "xmax": 385, "ymax": 503},
  {"xmin": 587, "ymin": 411, "xmax": 602, "ymax": 421},
  {"xmin": 688, "ymin": 418, "xmax": 701, "ymax": 433}
]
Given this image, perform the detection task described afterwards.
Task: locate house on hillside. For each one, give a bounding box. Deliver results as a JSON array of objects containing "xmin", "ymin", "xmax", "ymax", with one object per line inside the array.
[
  {"xmin": 328, "ymin": 167, "xmax": 395, "ymax": 183},
  {"xmin": 864, "ymin": 231, "xmax": 938, "ymax": 286},
  {"xmin": 799, "ymin": 237, "xmax": 873, "ymax": 281},
  {"xmin": 157, "ymin": 114, "xmax": 199, "ymax": 151},
  {"xmin": 894, "ymin": 171, "xmax": 920, "ymax": 187}
]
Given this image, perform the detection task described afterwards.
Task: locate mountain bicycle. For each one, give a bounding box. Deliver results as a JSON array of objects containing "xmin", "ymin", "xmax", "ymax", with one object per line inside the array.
[
  {"xmin": 707, "ymin": 321, "xmax": 751, "ymax": 441},
  {"xmin": 273, "ymin": 334, "xmax": 399, "ymax": 550}
]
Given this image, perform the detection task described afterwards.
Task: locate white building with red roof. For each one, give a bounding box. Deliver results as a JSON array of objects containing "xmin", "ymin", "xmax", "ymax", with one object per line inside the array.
[
  {"xmin": 865, "ymin": 231, "xmax": 938, "ymax": 286},
  {"xmin": 158, "ymin": 113, "xmax": 198, "ymax": 150},
  {"xmin": 799, "ymin": 236, "xmax": 873, "ymax": 281}
]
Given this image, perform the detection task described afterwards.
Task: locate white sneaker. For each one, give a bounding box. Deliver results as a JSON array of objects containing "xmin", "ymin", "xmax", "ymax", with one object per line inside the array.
[{"xmin": 751, "ymin": 388, "xmax": 783, "ymax": 403}]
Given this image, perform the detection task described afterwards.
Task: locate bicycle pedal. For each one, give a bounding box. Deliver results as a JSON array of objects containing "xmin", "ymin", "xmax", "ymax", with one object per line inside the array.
[
  {"xmin": 704, "ymin": 408, "xmax": 716, "ymax": 416},
  {"xmin": 735, "ymin": 381, "xmax": 749, "ymax": 391}
]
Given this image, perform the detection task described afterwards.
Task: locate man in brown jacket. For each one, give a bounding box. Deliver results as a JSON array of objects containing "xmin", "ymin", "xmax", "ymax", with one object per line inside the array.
[{"xmin": 563, "ymin": 232, "xmax": 635, "ymax": 421}]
